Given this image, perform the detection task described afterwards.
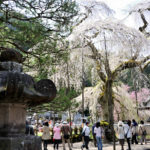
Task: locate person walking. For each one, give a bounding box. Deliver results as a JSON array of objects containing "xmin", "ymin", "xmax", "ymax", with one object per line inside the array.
[
  {"xmin": 53, "ymin": 123, "xmax": 61, "ymax": 150},
  {"xmin": 81, "ymin": 122, "xmax": 90, "ymax": 150},
  {"xmin": 117, "ymin": 121, "xmax": 125, "ymax": 150},
  {"xmin": 138, "ymin": 120, "xmax": 147, "ymax": 145},
  {"xmin": 94, "ymin": 122, "xmax": 103, "ymax": 150},
  {"xmin": 42, "ymin": 121, "xmax": 51, "ymax": 150},
  {"xmin": 25, "ymin": 120, "xmax": 34, "ymax": 135},
  {"xmin": 131, "ymin": 119, "xmax": 138, "ymax": 144},
  {"xmin": 92, "ymin": 123, "xmax": 97, "ymax": 147},
  {"xmin": 125, "ymin": 120, "xmax": 132, "ymax": 150},
  {"xmin": 82, "ymin": 119, "xmax": 86, "ymax": 143},
  {"xmin": 61, "ymin": 121, "xmax": 72, "ymax": 150}
]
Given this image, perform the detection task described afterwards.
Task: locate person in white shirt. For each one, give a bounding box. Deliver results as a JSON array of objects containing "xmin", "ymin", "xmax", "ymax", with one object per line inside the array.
[
  {"xmin": 94, "ymin": 122, "xmax": 103, "ymax": 150},
  {"xmin": 81, "ymin": 122, "xmax": 90, "ymax": 150},
  {"xmin": 124, "ymin": 120, "xmax": 132, "ymax": 150},
  {"xmin": 117, "ymin": 121, "xmax": 125, "ymax": 150}
]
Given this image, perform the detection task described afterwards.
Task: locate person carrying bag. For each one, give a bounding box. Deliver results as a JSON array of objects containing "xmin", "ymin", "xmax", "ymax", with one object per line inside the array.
[
  {"xmin": 42, "ymin": 122, "xmax": 51, "ymax": 150},
  {"xmin": 61, "ymin": 121, "xmax": 72, "ymax": 150},
  {"xmin": 81, "ymin": 122, "xmax": 90, "ymax": 150},
  {"xmin": 124, "ymin": 120, "xmax": 132, "ymax": 150},
  {"xmin": 138, "ymin": 120, "xmax": 147, "ymax": 145}
]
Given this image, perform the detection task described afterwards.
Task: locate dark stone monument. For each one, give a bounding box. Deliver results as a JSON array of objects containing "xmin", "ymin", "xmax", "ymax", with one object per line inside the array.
[{"xmin": 0, "ymin": 49, "xmax": 57, "ymax": 150}]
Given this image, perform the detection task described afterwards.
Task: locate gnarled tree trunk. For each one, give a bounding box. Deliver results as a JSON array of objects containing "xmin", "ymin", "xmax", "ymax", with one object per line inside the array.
[
  {"xmin": 104, "ymin": 79, "xmax": 115, "ymax": 149},
  {"xmin": 104, "ymin": 79, "xmax": 114, "ymax": 128}
]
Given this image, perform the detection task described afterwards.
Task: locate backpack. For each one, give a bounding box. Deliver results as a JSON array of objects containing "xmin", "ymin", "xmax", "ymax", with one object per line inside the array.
[
  {"xmin": 140, "ymin": 126, "xmax": 147, "ymax": 136},
  {"xmin": 62, "ymin": 126, "xmax": 70, "ymax": 139}
]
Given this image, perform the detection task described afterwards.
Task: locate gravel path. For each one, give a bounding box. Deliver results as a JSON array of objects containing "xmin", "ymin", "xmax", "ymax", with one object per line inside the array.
[{"xmin": 45, "ymin": 141, "xmax": 150, "ymax": 150}]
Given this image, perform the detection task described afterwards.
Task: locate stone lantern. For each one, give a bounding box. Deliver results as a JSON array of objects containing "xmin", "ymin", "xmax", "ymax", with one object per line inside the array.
[{"xmin": 0, "ymin": 49, "xmax": 56, "ymax": 150}]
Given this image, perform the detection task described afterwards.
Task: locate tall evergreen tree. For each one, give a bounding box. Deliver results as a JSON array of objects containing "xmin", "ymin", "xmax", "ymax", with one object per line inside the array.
[{"xmin": 0, "ymin": 0, "xmax": 78, "ymax": 78}]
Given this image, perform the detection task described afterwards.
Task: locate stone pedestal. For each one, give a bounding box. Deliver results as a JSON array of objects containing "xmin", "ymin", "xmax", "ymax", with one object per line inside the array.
[
  {"xmin": 0, "ymin": 135, "xmax": 41, "ymax": 150},
  {"xmin": 0, "ymin": 103, "xmax": 42, "ymax": 150},
  {"xmin": 0, "ymin": 50, "xmax": 56, "ymax": 150},
  {"xmin": 0, "ymin": 103, "xmax": 26, "ymax": 136}
]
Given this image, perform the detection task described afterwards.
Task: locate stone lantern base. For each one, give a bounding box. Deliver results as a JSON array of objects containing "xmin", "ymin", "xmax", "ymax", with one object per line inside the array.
[
  {"xmin": 0, "ymin": 135, "xmax": 41, "ymax": 150},
  {"xmin": 0, "ymin": 103, "xmax": 42, "ymax": 150},
  {"xmin": 0, "ymin": 103, "xmax": 26, "ymax": 136}
]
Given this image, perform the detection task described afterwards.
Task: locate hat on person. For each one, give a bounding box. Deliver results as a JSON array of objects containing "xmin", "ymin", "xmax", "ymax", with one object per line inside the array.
[
  {"xmin": 63, "ymin": 121, "xmax": 67, "ymax": 124},
  {"xmin": 118, "ymin": 121, "xmax": 124, "ymax": 126},
  {"xmin": 55, "ymin": 123, "xmax": 59, "ymax": 127}
]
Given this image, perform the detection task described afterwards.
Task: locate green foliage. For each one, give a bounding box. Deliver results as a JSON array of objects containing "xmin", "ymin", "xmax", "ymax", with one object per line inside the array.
[
  {"xmin": 3, "ymin": 20, "xmax": 44, "ymax": 49},
  {"xmin": 119, "ymin": 69, "xmax": 134, "ymax": 90},
  {"xmin": 0, "ymin": 0, "xmax": 78, "ymax": 79},
  {"xmin": 51, "ymin": 87, "xmax": 79, "ymax": 111},
  {"xmin": 27, "ymin": 39, "xmax": 70, "ymax": 80},
  {"xmin": 144, "ymin": 64, "xmax": 150, "ymax": 76},
  {"xmin": 0, "ymin": 11, "xmax": 46, "ymax": 50},
  {"xmin": 29, "ymin": 87, "xmax": 80, "ymax": 113},
  {"xmin": 84, "ymin": 65, "xmax": 93, "ymax": 87},
  {"xmin": 84, "ymin": 79, "xmax": 92, "ymax": 87}
]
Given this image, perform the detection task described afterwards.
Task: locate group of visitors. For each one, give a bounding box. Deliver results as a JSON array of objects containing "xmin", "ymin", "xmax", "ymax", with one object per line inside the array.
[
  {"xmin": 42, "ymin": 120, "xmax": 71, "ymax": 150},
  {"xmin": 25, "ymin": 119, "xmax": 148, "ymax": 150},
  {"xmin": 117, "ymin": 119, "xmax": 147, "ymax": 150},
  {"xmin": 41, "ymin": 120, "xmax": 104, "ymax": 150}
]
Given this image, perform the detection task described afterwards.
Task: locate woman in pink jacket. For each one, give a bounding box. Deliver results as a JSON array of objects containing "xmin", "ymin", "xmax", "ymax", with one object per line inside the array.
[{"xmin": 53, "ymin": 123, "xmax": 61, "ymax": 150}]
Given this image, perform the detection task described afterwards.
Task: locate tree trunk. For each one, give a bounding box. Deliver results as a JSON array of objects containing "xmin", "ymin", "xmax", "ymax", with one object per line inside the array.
[
  {"xmin": 82, "ymin": 48, "xmax": 85, "ymax": 118},
  {"xmin": 104, "ymin": 79, "xmax": 116, "ymax": 150},
  {"xmin": 99, "ymin": 96, "xmax": 109, "ymax": 121},
  {"xmin": 135, "ymin": 90, "xmax": 139, "ymax": 116},
  {"xmin": 103, "ymin": 80, "xmax": 114, "ymax": 124},
  {"xmin": 69, "ymin": 108, "xmax": 73, "ymax": 146}
]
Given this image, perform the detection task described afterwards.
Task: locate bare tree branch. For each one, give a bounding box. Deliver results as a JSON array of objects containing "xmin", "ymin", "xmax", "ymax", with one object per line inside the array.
[
  {"xmin": 139, "ymin": 12, "xmax": 148, "ymax": 33},
  {"xmin": 112, "ymin": 55, "xmax": 150, "ymax": 79},
  {"xmin": 112, "ymin": 60, "xmax": 140, "ymax": 79},
  {"xmin": 114, "ymin": 97, "xmax": 129, "ymax": 111},
  {"xmin": 141, "ymin": 55, "xmax": 150, "ymax": 64},
  {"xmin": 142, "ymin": 61, "xmax": 150, "ymax": 71},
  {"xmin": 87, "ymin": 41, "xmax": 106, "ymax": 83},
  {"xmin": 0, "ymin": 41, "xmax": 40, "ymax": 59}
]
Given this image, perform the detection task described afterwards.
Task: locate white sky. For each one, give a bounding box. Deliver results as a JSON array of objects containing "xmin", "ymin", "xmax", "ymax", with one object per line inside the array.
[{"xmin": 99, "ymin": 0, "xmax": 143, "ymax": 19}]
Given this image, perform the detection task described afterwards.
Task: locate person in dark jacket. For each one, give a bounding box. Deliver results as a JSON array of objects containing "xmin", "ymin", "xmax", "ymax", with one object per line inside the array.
[
  {"xmin": 25, "ymin": 120, "xmax": 34, "ymax": 135},
  {"xmin": 92, "ymin": 123, "xmax": 97, "ymax": 147},
  {"xmin": 131, "ymin": 119, "xmax": 138, "ymax": 144},
  {"xmin": 61, "ymin": 121, "xmax": 72, "ymax": 150}
]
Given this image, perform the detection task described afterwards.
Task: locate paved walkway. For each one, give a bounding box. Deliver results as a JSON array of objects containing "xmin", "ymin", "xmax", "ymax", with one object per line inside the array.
[{"xmin": 45, "ymin": 141, "xmax": 150, "ymax": 150}]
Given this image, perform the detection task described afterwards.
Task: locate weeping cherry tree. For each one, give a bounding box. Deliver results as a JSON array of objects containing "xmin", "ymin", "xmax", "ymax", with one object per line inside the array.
[{"xmin": 69, "ymin": 19, "xmax": 150, "ymax": 145}]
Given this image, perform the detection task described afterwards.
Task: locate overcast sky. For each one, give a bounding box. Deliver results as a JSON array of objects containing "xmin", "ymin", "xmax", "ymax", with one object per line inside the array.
[{"xmin": 100, "ymin": 0, "xmax": 143, "ymax": 19}]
